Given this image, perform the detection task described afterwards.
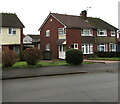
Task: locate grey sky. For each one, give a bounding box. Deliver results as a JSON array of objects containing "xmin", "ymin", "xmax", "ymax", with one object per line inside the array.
[{"xmin": 0, "ymin": 0, "xmax": 119, "ymax": 34}]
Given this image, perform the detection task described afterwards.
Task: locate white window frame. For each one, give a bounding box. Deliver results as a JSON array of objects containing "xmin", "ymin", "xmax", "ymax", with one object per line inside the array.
[
  {"xmin": 81, "ymin": 29, "xmax": 93, "ymax": 36},
  {"xmin": 59, "ymin": 45, "xmax": 66, "ymax": 52},
  {"xmin": 98, "ymin": 44, "xmax": 107, "ymax": 52},
  {"xmin": 38, "ymin": 43, "xmax": 40, "ymax": 49},
  {"xmin": 58, "ymin": 28, "xmax": 66, "ymax": 35},
  {"xmin": 109, "ymin": 43, "xmax": 116, "ymax": 52},
  {"xmin": 74, "ymin": 44, "xmax": 78, "ymax": 49},
  {"xmin": 97, "ymin": 29, "xmax": 107, "ymax": 36},
  {"xmin": 8, "ymin": 28, "xmax": 16, "ymax": 35},
  {"xmin": 82, "ymin": 44, "xmax": 93, "ymax": 54},
  {"xmin": 111, "ymin": 31, "xmax": 116, "ymax": 36},
  {"xmin": 71, "ymin": 43, "xmax": 78, "ymax": 49},
  {"xmin": 46, "ymin": 44, "xmax": 50, "ymax": 51},
  {"xmin": 46, "ymin": 30, "xmax": 50, "ymax": 37}
]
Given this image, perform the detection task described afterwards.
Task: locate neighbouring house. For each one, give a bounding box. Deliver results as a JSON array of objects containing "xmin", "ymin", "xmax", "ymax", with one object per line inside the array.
[
  {"xmin": 23, "ymin": 34, "xmax": 40, "ymax": 50},
  {"xmin": 0, "ymin": 13, "xmax": 25, "ymax": 53},
  {"xmin": 39, "ymin": 11, "xmax": 118, "ymax": 59},
  {"xmin": 118, "ymin": 31, "xmax": 120, "ymax": 52}
]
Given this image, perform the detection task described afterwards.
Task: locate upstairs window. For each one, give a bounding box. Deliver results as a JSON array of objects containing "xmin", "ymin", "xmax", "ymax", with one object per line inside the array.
[
  {"xmin": 97, "ymin": 29, "xmax": 107, "ymax": 36},
  {"xmin": 82, "ymin": 29, "xmax": 93, "ymax": 36},
  {"xmin": 8, "ymin": 28, "xmax": 16, "ymax": 35},
  {"xmin": 111, "ymin": 31, "xmax": 115, "ymax": 36},
  {"xmin": 58, "ymin": 28, "xmax": 66, "ymax": 35},
  {"xmin": 46, "ymin": 30, "xmax": 50, "ymax": 37}
]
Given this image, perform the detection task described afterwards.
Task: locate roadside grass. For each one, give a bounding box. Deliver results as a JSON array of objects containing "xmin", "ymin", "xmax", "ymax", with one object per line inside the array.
[
  {"xmin": 88, "ymin": 57, "xmax": 120, "ymax": 61},
  {"xmin": 9, "ymin": 61, "xmax": 94, "ymax": 69}
]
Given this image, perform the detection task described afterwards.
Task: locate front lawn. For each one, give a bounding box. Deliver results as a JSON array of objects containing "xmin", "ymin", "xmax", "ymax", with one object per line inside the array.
[
  {"xmin": 88, "ymin": 57, "xmax": 120, "ymax": 61},
  {"xmin": 9, "ymin": 61, "xmax": 94, "ymax": 69}
]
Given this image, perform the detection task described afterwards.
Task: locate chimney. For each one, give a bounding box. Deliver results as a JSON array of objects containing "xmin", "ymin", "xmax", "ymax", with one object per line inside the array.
[{"xmin": 81, "ymin": 10, "xmax": 87, "ymax": 20}]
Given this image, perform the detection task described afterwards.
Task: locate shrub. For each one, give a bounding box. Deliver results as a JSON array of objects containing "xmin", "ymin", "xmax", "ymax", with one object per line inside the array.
[
  {"xmin": 24, "ymin": 48, "xmax": 42, "ymax": 65},
  {"xmin": 65, "ymin": 49, "xmax": 83, "ymax": 65},
  {"xmin": 95, "ymin": 52, "xmax": 120, "ymax": 58},
  {"xmin": 2, "ymin": 50, "xmax": 18, "ymax": 68}
]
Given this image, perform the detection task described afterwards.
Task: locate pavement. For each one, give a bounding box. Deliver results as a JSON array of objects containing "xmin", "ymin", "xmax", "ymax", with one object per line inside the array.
[
  {"xmin": 2, "ymin": 60, "xmax": 119, "ymax": 80},
  {"xmin": 84, "ymin": 59, "xmax": 119, "ymax": 63}
]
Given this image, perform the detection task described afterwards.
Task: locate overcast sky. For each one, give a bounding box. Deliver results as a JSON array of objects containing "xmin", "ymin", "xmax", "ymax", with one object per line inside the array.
[{"xmin": 0, "ymin": 0, "xmax": 119, "ymax": 34}]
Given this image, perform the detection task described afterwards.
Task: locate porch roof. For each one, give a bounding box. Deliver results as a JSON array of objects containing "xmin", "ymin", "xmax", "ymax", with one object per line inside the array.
[{"xmin": 57, "ymin": 39, "xmax": 66, "ymax": 45}]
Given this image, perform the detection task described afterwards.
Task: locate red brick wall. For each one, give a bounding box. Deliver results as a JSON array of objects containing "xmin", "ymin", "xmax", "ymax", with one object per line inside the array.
[
  {"xmin": 107, "ymin": 30, "xmax": 111, "ymax": 37},
  {"xmin": 2, "ymin": 45, "xmax": 9, "ymax": 51},
  {"xmin": 66, "ymin": 28, "xmax": 82, "ymax": 50},
  {"xmin": 40, "ymin": 15, "xmax": 64, "ymax": 58},
  {"xmin": 93, "ymin": 29, "xmax": 97, "ymax": 52}
]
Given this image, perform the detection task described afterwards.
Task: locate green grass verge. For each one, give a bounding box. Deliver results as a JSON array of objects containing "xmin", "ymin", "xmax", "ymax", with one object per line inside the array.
[
  {"xmin": 88, "ymin": 57, "xmax": 120, "ymax": 61},
  {"xmin": 8, "ymin": 61, "xmax": 94, "ymax": 69}
]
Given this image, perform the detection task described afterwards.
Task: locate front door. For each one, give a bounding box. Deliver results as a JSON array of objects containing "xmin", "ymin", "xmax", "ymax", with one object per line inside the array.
[{"xmin": 59, "ymin": 45, "xmax": 66, "ymax": 59}]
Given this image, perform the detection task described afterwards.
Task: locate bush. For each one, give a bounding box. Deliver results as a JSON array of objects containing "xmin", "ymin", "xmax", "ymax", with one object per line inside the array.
[
  {"xmin": 65, "ymin": 49, "xmax": 83, "ymax": 65},
  {"xmin": 2, "ymin": 50, "xmax": 18, "ymax": 68},
  {"xmin": 24, "ymin": 48, "xmax": 42, "ymax": 65}
]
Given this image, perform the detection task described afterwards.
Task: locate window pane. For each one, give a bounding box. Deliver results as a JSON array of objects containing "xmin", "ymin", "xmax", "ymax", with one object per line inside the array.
[
  {"xmin": 98, "ymin": 29, "xmax": 106, "ymax": 36},
  {"xmin": 9, "ymin": 28, "xmax": 12, "ymax": 34},
  {"xmin": 71, "ymin": 44, "xmax": 74, "ymax": 48},
  {"xmin": 74, "ymin": 44, "xmax": 78, "ymax": 49},
  {"xmin": 13, "ymin": 29, "xmax": 16, "ymax": 34},
  {"xmin": 111, "ymin": 31, "xmax": 115, "ymax": 36},
  {"xmin": 110, "ymin": 43, "xmax": 116, "ymax": 51},
  {"xmin": 58, "ymin": 28, "xmax": 66, "ymax": 35},
  {"xmin": 82, "ymin": 45, "xmax": 84, "ymax": 53},
  {"xmin": 86, "ymin": 45, "xmax": 88, "ymax": 53},
  {"xmin": 59, "ymin": 45, "xmax": 62, "ymax": 52},
  {"xmin": 46, "ymin": 30, "xmax": 50, "ymax": 36},
  {"xmin": 63, "ymin": 45, "xmax": 66, "ymax": 52},
  {"xmin": 46, "ymin": 44, "xmax": 50, "ymax": 51}
]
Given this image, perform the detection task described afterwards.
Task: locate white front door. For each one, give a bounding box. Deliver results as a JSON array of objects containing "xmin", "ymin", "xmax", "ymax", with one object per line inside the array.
[{"xmin": 59, "ymin": 45, "xmax": 66, "ymax": 59}]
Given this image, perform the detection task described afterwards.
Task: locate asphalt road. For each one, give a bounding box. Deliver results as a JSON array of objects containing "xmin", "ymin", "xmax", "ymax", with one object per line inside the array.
[{"xmin": 2, "ymin": 72, "xmax": 118, "ymax": 102}]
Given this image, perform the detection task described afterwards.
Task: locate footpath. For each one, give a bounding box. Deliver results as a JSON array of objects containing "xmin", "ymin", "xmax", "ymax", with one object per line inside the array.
[{"xmin": 2, "ymin": 60, "xmax": 119, "ymax": 80}]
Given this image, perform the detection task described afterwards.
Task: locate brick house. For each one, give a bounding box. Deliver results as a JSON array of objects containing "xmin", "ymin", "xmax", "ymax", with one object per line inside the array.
[
  {"xmin": 118, "ymin": 31, "xmax": 120, "ymax": 52},
  {"xmin": 39, "ymin": 11, "xmax": 118, "ymax": 59},
  {"xmin": 0, "ymin": 13, "xmax": 24, "ymax": 53},
  {"xmin": 23, "ymin": 34, "xmax": 40, "ymax": 50}
]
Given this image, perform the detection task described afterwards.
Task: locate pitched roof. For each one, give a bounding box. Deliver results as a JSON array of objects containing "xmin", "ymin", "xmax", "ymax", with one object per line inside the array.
[
  {"xmin": 1, "ymin": 13, "xmax": 24, "ymax": 28},
  {"xmin": 27, "ymin": 34, "xmax": 40, "ymax": 42},
  {"xmin": 40, "ymin": 13, "xmax": 118, "ymax": 30}
]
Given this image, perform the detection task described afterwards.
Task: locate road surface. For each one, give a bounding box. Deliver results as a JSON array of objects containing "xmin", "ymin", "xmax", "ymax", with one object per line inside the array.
[{"xmin": 3, "ymin": 72, "xmax": 118, "ymax": 102}]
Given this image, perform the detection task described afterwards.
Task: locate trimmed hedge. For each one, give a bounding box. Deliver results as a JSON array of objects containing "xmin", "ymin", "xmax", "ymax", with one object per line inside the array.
[
  {"xmin": 65, "ymin": 49, "xmax": 83, "ymax": 65},
  {"xmin": 95, "ymin": 52, "xmax": 120, "ymax": 57},
  {"xmin": 24, "ymin": 48, "xmax": 42, "ymax": 65}
]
